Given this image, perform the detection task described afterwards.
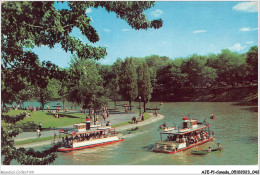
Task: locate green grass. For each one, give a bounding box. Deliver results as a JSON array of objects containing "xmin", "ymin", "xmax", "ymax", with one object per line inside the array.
[{"xmin": 4, "ymin": 110, "xmax": 87, "ymax": 128}]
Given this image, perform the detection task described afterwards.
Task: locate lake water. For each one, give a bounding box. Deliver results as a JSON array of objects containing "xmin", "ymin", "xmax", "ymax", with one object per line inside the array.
[{"xmin": 22, "ymin": 102, "xmax": 259, "ymax": 165}]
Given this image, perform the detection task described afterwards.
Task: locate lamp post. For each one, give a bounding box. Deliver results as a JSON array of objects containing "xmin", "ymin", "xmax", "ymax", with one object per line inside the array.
[{"xmin": 139, "ymin": 96, "xmax": 141, "ymax": 116}]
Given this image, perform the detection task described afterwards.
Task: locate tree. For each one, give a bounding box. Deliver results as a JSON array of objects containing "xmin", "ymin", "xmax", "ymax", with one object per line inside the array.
[
  {"xmin": 214, "ymin": 49, "xmax": 245, "ymax": 87},
  {"xmin": 145, "ymin": 55, "xmax": 171, "ymax": 88},
  {"xmin": 1, "ymin": 108, "xmax": 61, "ymax": 165},
  {"xmin": 180, "ymin": 54, "xmax": 207, "ymax": 88},
  {"xmin": 119, "ymin": 58, "xmax": 138, "ymax": 110},
  {"xmin": 246, "ymin": 46, "xmax": 258, "ymax": 82},
  {"xmin": 68, "ymin": 56, "xmax": 108, "ymax": 122},
  {"xmin": 156, "ymin": 61, "xmax": 187, "ymax": 100},
  {"xmin": 137, "ymin": 62, "xmax": 152, "ymax": 112},
  {"xmin": 109, "ymin": 58, "xmax": 123, "ymax": 108},
  {"xmin": 2, "ymin": 1, "xmax": 162, "ymax": 102},
  {"xmin": 1, "ymin": 1, "xmax": 163, "ymax": 165}
]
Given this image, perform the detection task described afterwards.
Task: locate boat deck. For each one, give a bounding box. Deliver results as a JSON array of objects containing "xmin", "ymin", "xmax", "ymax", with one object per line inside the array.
[
  {"xmin": 153, "ymin": 137, "xmax": 214, "ymax": 154},
  {"xmin": 160, "ymin": 124, "xmax": 208, "ymax": 135}
]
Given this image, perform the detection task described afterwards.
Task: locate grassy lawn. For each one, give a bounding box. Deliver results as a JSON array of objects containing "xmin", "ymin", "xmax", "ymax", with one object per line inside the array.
[
  {"xmin": 4, "ymin": 110, "xmax": 87, "ymax": 128},
  {"xmin": 4, "ymin": 110, "xmax": 151, "ymax": 129}
]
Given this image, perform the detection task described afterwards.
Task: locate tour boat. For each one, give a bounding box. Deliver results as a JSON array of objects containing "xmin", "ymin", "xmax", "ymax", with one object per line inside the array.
[
  {"xmin": 153, "ymin": 117, "xmax": 214, "ymax": 154},
  {"xmin": 57, "ymin": 122, "xmax": 124, "ymax": 152}
]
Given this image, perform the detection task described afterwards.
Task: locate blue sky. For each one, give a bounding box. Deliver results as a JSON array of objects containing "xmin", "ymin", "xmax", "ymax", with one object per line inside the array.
[{"xmin": 32, "ymin": 1, "xmax": 258, "ymax": 68}]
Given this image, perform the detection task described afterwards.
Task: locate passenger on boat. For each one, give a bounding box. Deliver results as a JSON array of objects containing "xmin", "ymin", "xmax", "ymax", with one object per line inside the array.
[
  {"xmin": 181, "ymin": 137, "xmax": 186, "ymax": 143},
  {"xmin": 217, "ymin": 143, "xmax": 223, "ymax": 150},
  {"xmin": 163, "ymin": 122, "xmax": 166, "ymax": 127},
  {"xmin": 196, "ymin": 133, "xmax": 201, "ymax": 140},
  {"xmin": 208, "ymin": 147, "xmax": 212, "ymax": 152},
  {"xmin": 176, "ymin": 136, "xmax": 180, "ymax": 143},
  {"xmin": 190, "ymin": 135, "xmax": 194, "ymax": 144}
]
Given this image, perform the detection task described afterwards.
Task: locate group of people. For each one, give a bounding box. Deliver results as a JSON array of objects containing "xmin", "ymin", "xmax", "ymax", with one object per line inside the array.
[
  {"xmin": 131, "ymin": 114, "xmax": 144, "ymax": 124},
  {"xmin": 61, "ymin": 131, "xmax": 111, "ymax": 145},
  {"xmin": 54, "ymin": 114, "xmax": 61, "ymax": 118},
  {"xmin": 208, "ymin": 143, "xmax": 223, "ymax": 152},
  {"xmin": 167, "ymin": 130, "xmax": 209, "ymax": 145}
]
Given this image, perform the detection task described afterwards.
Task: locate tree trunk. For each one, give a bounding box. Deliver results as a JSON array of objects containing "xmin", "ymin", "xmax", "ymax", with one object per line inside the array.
[
  {"xmin": 40, "ymin": 95, "xmax": 45, "ymax": 110},
  {"xmin": 62, "ymin": 98, "xmax": 65, "ymax": 109},
  {"xmin": 143, "ymin": 101, "xmax": 146, "ymax": 112},
  {"xmin": 129, "ymin": 101, "xmax": 132, "ymax": 111},
  {"xmin": 94, "ymin": 109, "xmax": 96, "ymax": 124},
  {"xmin": 114, "ymin": 93, "xmax": 116, "ymax": 109}
]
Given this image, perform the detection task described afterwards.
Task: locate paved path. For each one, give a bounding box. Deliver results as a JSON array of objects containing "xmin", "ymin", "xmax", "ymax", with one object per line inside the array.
[{"xmin": 14, "ymin": 112, "xmax": 139, "ymax": 142}]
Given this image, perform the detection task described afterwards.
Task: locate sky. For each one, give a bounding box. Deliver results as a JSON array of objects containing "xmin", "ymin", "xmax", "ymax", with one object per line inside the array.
[{"xmin": 32, "ymin": 1, "xmax": 258, "ymax": 68}]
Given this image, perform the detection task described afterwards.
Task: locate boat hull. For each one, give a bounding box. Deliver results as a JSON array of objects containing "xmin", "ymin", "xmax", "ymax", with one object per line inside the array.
[
  {"xmin": 191, "ymin": 150, "xmax": 209, "ymax": 155},
  {"xmin": 153, "ymin": 137, "xmax": 214, "ymax": 154},
  {"xmin": 57, "ymin": 138, "xmax": 124, "ymax": 152},
  {"xmin": 191, "ymin": 148, "xmax": 222, "ymax": 155}
]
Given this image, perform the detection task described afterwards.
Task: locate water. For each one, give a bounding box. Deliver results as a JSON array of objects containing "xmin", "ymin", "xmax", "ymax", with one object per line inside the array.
[{"xmin": 20, "ymin": 102, "xmax": 259, "ymax": 165}]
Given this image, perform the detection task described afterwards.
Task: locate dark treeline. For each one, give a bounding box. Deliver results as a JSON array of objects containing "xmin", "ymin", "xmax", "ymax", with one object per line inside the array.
[
  {"xmin": 2, "ymin": 46, "xmax": 258, "ymax": 109},
  {"xmin": 99, "ymin": 46, "xmax": 258, "ymax": 103}
]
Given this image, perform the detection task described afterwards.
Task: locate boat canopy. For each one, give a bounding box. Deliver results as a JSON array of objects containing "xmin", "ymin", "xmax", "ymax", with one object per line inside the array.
[
  {"xmin": 60, "ymin": 128, "xmax": 116, "ymax": 136},
  {"xmin": 160, "ymin": 125, "xmax": 208, "ymax": 135}
]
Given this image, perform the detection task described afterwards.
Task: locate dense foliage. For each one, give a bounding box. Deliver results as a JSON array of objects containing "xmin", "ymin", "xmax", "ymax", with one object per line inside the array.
[{"xmin": 1, "ymin": 1, "xmax": 162, "ymax": 165}]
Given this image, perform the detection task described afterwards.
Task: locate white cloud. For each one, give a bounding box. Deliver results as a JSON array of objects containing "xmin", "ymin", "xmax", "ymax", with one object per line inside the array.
[
  {"xmin": 86, "ymin": 8, "xmax": 92, "ymax": 13},
  {"xmin": 229, "ymin": 43, "xmax": 246, "ymax": 52},
  {"xmin": 103, "ymin": 28, "xmax": 111, "ymax": 32},
  {"xmin": 233, "ymin": 2, "xmax": 258, "ymax": 13},
  {"xmin": 239, "ymin": 27, "xmax": 258, "ymax": 32},
  {"xmin": 192, "ymin": 30, "xmax": 207, "ymax": 34},
  {"xmin": 150, "ymin": 9, "xmax": 163, "ymax": 17},
  {"xmin": 121, "ymin": 29, "xmax": 129, "ymax": 32},
  {"xmin": 246, "ymin": 41, "xmax": 254, "ymax": 45}
]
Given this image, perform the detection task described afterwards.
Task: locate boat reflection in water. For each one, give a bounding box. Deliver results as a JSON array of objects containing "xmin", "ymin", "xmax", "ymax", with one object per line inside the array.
[{"xmin": 153, "ymin": 117, "xmax": 214, "ymax": 154}]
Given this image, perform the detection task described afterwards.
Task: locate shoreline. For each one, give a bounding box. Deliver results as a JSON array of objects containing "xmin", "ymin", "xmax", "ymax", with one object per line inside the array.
[
  {"xmin": 15, "ymin": 113, "xmax": 164, "ymax": 148},
  {"xmin": 116, "ymin": 113, "xmax": 164, "ymax": 132}
]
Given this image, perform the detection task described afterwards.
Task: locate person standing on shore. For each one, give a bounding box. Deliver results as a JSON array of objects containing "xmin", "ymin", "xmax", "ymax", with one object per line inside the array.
[
  {"xmin": 39, "ymin": 122, "xmax": 42, "ymax": 131},
  {"xmin": 37, "ymin": 128, "xmax": 41, "ymax": 138}
]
